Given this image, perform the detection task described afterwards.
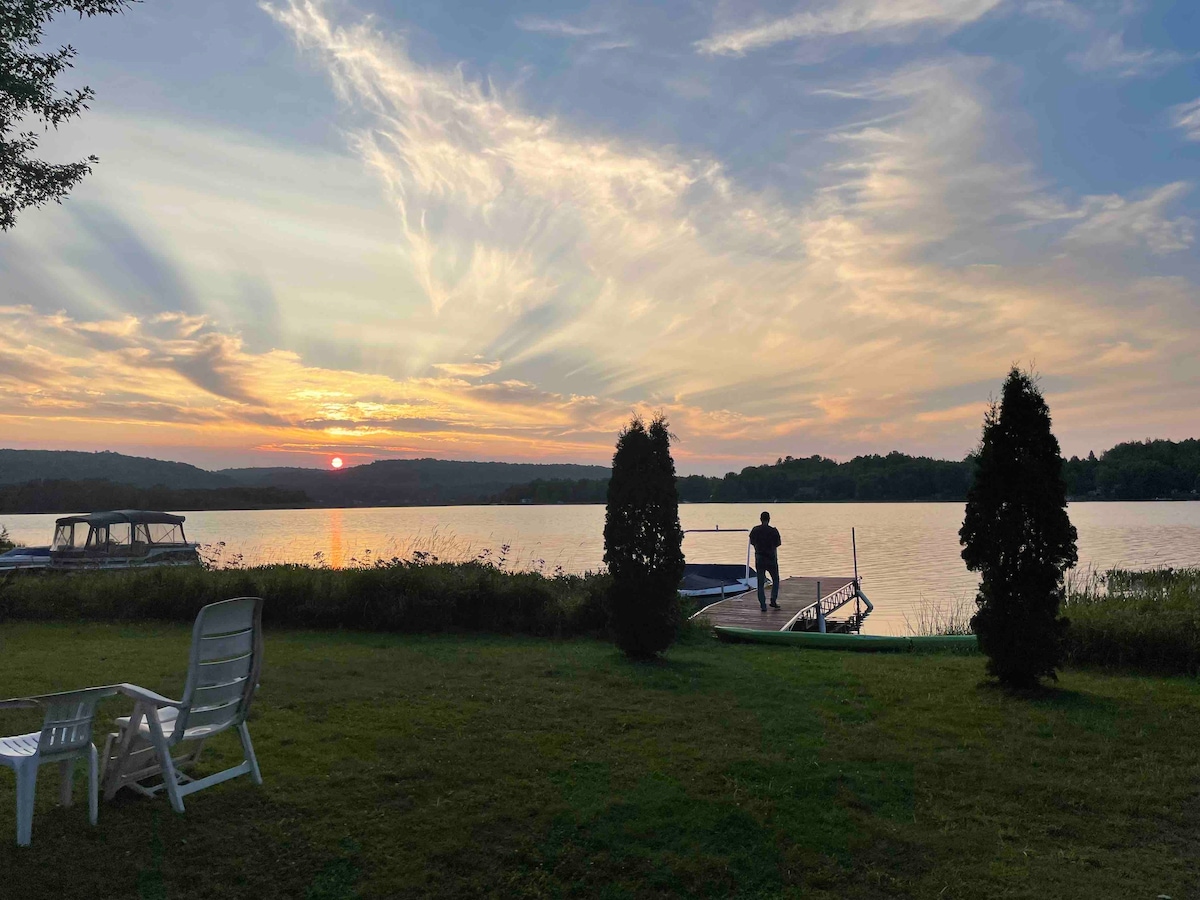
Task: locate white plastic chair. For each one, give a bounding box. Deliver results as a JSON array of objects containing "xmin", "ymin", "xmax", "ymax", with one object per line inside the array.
[
  {"xmin": 0, "ymin": 686, "xmax": 117, "ymax": 846},
  {"xmin": 102, "ymin": 596, "xmax": 264, "ymax": 813}
]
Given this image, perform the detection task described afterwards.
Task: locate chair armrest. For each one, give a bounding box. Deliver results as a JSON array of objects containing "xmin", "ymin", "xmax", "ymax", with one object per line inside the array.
[
  {"xmin": 116, "ymin": 683, "xmax": 181, "ymax": 707},
  {"xmin": 1, "ymin": 685, "xmax": 118, "ymax": 710}
]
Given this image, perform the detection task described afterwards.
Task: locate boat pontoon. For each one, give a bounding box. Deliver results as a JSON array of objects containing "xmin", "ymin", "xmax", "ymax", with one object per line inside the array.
[{"xmin": 0, "ymin": 510, "xmax": 201, "ymax": 573}]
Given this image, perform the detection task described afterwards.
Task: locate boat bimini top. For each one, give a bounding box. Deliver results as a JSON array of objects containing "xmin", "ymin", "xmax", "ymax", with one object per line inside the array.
[{"xmin": 52, "ymin": 510, "xmax": 190, "ymax": 553}]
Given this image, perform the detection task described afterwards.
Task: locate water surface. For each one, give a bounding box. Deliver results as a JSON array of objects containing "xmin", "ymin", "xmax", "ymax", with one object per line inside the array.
[{"xmin": 4, "ymin": 502, "xmax": 1198, "ymax": 634}]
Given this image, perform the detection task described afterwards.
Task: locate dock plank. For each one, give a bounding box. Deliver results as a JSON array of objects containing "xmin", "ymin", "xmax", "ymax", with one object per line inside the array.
[{"xmin": 694, "ymin": 576, "xmax": 856, "ymax": 632}]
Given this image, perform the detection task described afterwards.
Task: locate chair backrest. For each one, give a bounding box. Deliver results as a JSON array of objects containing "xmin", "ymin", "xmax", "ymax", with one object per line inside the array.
[
  {"xmin": 36, "ymin": 686, "xmax": 117, "ymax": 759},
  {"xmin": 175, "ymin": 597, "xmax": 263, "ymax": 740}
]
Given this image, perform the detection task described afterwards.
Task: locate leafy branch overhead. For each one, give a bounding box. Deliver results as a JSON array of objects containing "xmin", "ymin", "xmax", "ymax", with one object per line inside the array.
[{"xmin": 0, "ymin": 0, "xmax": 135, "ymax": 231}]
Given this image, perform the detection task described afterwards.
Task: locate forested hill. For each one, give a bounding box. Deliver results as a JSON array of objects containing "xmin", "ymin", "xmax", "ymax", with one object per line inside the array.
[
  {"xmin": 0, "ymin": 450, "xmax": 231, "ymax": 489},
  {"xmin": 1, "ymin": 442, "xmax": 1196, "ymax": 512},
  {"xmin": 220, "ymin": 458, "xmax": 610, "ymax": 507},
  {"xmin": 0, "ymin": 451, "xmax": 609, "ymax": 512},
  {"xmin": 496, "ymin": 440, "xmax": 1200, "ymax": 504}
]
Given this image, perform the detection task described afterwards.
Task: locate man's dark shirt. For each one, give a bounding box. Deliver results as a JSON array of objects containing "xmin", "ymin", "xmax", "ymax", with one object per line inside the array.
[{"xmin": 749, "ymin": 524, "xmax": 782, "ymax": 562}]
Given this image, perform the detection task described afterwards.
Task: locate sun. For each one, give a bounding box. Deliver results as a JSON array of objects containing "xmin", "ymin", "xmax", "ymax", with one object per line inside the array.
[{"xmin": 331, "ymin": 457, "xmax": 344, "ymax": 469}]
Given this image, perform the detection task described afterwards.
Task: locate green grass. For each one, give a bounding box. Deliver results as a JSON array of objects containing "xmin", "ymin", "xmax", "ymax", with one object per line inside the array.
[{"xmin": 1, "ymin": 627, "xmax": 1198, "ymax": 898}]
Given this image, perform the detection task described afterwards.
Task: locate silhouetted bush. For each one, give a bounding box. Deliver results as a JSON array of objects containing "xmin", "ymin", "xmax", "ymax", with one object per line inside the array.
[
  {"xmin": 0, "ymin": 560, "xmax": 612, "ymax": 638},
  {"xmin": 961, "ymin": 368, "xmax": 1078, "ymax": 688},
  {"xmin": 604, "ymin": 414, "xmax": 685, "ymax": 659}
]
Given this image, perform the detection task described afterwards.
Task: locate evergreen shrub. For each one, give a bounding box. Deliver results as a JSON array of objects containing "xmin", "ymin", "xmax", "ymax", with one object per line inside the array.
[
  {"xmin": 960, "ymin": 368, "xmax": 1078, "ymax": 687},
  {"xmin": 603, "ymin": 414, "xmax": 686, "ymax": 659}
]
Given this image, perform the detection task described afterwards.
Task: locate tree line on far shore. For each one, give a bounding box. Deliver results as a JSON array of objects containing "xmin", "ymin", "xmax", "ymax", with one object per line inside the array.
[
  {"xmin": 500, "ymin": 438, "xmax": 1200, "ymax": 505},
  {"xmin": 3, "ymin": 438, "xmax": 1197, "ymax": 514},
  {"xmin": 0, "ymin": 479, "xmax": 310, "ymax": 514}
]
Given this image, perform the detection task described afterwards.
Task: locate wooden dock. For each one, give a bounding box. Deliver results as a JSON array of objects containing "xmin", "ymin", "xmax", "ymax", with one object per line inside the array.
[{"xmin": 693, "ymin": 576, "xmax": 858, "ymax": 632}]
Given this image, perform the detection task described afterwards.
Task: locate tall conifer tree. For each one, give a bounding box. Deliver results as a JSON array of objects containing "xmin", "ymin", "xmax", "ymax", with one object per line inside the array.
[
  {"xmin": 603, "ymin": 414, "xmax": 685, "ymax": 659},
  {"xmin": 960, "ymin": 368, "xmax": 1078, "ymax": 687}
]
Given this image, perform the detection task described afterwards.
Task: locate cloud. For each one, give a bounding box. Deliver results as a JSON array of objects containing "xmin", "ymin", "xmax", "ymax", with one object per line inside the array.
[
  {"xmin": 0, "ymin": 305, "xmax": 643, "ymax": 460},
  {"xmin": 515, "ymin": 17, "xmax": 608, "ymax": 38},
  {"xmin": 1069, "ymin": 32, "xmax": 1185, "ymax": 77},
  {"xmin": 1062, "ymin": 183, "xmax": 1194, "ymax": 255},
  {"xmin": 63, "ymin": 3, "xmax": 1180, "ymax": 465},
  {"xmin": 1172, "ymin": 98, "xmax": 1200, "ymax": 142},
  {"xmin": 1020, "ymin": 0, "xmax": 1091, "ymax": 30},
  {"xmin": 696, "ymin": 0, "xmax": 1002, "ymax": 56},
  {"xmin": 9, "ymin": 0, "xmax": 1200, "ymax": 469},
  {"xmin": 432, "ymin": 359, "xmax": 503, "ymax": 377}
]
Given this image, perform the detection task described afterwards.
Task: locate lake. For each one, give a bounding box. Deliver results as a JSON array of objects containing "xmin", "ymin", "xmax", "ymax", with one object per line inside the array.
[{"xmin": 3, "ymin": 502, "xmax": 1198, "ymax": 635}]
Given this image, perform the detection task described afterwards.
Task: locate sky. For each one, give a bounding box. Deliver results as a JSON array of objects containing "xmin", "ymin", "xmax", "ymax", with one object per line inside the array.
[{"xmin": 1, "ymin": 0, "xmax": 1197, "ymax": 474}]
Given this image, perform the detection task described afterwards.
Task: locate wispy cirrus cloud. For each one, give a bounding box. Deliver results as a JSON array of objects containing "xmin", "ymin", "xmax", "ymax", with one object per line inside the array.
[
  {"xmin": 7, "ymin": 0, "xmax": 1199, "ymax": 469},
  {"xmin": 1021, "ymin": 0, "xmax": 1091, "ymax": 30},
  {"xmin": 515, "ymin": 16, "xmax": 608, "ymax": 38},
  {"xmin": 1062, "ymin": 183, "xmax": 1195, "ymax": 255},
  {"xmin": 257, "ymin": 2, "xmax": 1200, "ymax": 459},
  {"xmin": 1070, "ymin": 32, "xmax": 1186, "ymax": 77},
  {"xmin": 432, "ymin": 359, "xmax": 503, "ymax": 378},
  {"xmin": 1172, "ymin": 98, "xmax": 1200, "ymax": 142},
  {"xmin": 696, "ymin": 0, "xmax": 1002, "ymax": 56}
]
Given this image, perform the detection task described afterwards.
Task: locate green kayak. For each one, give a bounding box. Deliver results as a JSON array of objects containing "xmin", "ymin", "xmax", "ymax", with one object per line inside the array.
[{"xmin": 714, "ymin": 626, "xmax": 978, "ymax": 652}]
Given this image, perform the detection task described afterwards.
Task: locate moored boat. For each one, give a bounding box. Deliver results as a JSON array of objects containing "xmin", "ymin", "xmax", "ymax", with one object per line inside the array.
[
  {"xmin": 679, "ymin": 528, "xmax": 757, "ymax": 599},
  {"xmin": 0, "ymin": 510, "xmax": 201, "ymax": 573}
]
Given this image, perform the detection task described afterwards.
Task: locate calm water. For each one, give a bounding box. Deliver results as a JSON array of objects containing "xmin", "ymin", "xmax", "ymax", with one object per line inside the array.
[{"xmin": 4, "ymin": 502, "xmax": 1198, "ymax": 635}]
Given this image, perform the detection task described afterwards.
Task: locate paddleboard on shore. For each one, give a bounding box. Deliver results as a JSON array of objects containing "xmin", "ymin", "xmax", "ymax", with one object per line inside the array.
[{"xmin": 713, "ymin": 626, "xmax": 978, "ymax": 652}]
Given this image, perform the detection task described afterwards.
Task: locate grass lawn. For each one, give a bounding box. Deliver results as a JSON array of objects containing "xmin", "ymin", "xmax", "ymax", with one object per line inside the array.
[{"xmin": 1, "ymin": 626, "xmax": 1198, "ymax": 899}]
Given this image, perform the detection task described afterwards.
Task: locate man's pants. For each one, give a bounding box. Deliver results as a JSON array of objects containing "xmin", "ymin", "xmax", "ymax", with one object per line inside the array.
[{"xmin": 756, "ymin": 556, "xmax": 780, "ymax": 609}]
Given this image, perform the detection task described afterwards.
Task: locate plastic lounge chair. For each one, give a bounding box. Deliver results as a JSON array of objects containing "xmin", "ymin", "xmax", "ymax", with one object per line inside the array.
[
  {"xmin": 102, "ymin": 597, "xmax": 264, "ymax": 813},
  {"xmin": 0, "ymin": 686, "xmax": 118, "ymax": 846}
]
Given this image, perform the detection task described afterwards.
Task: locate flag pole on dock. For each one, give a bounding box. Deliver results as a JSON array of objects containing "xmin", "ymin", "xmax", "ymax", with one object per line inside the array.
[
  {"xmin": 852, "ymin": 528, "xmax": 861, "ymax": 634},
  {"xmin": 852, "ymin": 527, "xmax": 858, "ymax": 584}
]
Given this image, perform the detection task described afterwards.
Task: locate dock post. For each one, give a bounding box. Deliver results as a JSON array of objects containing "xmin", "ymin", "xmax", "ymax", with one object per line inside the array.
[{"xmin": 816, "ymin": 580, "xmax": 826, "ymax": 633}]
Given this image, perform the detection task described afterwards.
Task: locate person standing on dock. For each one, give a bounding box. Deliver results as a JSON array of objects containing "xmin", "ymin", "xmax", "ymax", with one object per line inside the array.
[{"xmin": 749, "ymin": 511, "xmax": 782, "ymax": 611}]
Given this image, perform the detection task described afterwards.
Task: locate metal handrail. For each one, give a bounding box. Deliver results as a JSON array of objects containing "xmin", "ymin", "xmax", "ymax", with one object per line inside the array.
[{"xmin": 782, "ymin": 579, "xmax": 868, "ymax": 632}]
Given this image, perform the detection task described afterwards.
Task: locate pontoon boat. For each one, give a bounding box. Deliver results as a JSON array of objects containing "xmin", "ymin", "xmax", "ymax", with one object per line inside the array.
[{"xmin": 0, "ymin": 510, "xmax": 201, "ymax": 572}]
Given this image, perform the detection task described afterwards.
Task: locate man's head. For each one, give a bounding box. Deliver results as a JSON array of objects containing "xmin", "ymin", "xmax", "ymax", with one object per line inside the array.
[{"xmin": 760, "ymin": 511, "xmax": 770, "ymax": 523}]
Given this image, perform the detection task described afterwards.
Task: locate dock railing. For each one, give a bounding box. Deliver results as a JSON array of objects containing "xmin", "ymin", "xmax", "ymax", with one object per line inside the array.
[{"xmin": 782, "ymin": 579, "xmax": 873, "ymax": 633}]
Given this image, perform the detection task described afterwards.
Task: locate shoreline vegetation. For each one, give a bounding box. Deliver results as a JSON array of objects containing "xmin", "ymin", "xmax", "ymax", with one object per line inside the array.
[
  {"xmin": 1, "ymin": 439, "xmax": 1199, "ymax": 514},
  {"xmin": 1, "ymin": 557, "xmax": 1196, "ymax": 676}
]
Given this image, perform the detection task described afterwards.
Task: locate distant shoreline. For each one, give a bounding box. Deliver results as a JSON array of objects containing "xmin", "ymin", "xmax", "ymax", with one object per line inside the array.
[{"xmin": 3, "ymin": 497, "xmax": 1198, "ymax": 517}]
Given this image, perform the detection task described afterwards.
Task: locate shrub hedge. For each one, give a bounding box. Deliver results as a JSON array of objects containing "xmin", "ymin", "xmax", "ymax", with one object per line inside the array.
[
  {"xmin": 0, "ymin": 560, "xmax": 612, "ymax": 638},
  {"xmin": 1062, "ymin": 568, "xmax": 1200, "ymax": 676}
]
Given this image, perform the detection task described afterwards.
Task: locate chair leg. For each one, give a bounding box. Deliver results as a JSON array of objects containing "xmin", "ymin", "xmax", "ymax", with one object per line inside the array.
[
  {"xmin": 146, "ymin": 713, "xmax": 184, "ymax": 814},
  {"xmin": 237, "ymin": 722, "xmax": 263, "ymax": 786},
  {"xmin": 104, "ymin": 704, "xmax": 147, "ymax": 801},
  {"xmin": 59, "ymin": 758, "xmax": 75, "ymax": 808},
  {"xmin": 15, "ymin": 761, "xmax": 37, "ymax": 847},
  {"xmin": 88, "ymin": 745, "xmax": 99, "ymax": 826}
]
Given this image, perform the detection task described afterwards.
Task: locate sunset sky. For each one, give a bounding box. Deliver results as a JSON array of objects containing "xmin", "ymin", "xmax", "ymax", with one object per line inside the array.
[{"xmin": 1, "ymin": 0, "xmax": 1197, "ymax": 473}]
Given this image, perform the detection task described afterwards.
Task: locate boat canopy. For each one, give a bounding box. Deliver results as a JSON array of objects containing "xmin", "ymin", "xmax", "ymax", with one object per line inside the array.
[
  {"xmin": 54, "ymin": 510, "xmax": 185, "ymax": 527},
  {"xmin": 51, "ymin": 510, "xmax": 189, "ymax": 552}
]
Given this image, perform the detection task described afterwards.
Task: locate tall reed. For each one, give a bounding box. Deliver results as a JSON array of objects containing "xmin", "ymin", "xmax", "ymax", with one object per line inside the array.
[{"xmin": 1062, "ymin": 567, "xmax": 1200, "ymax": 675}]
